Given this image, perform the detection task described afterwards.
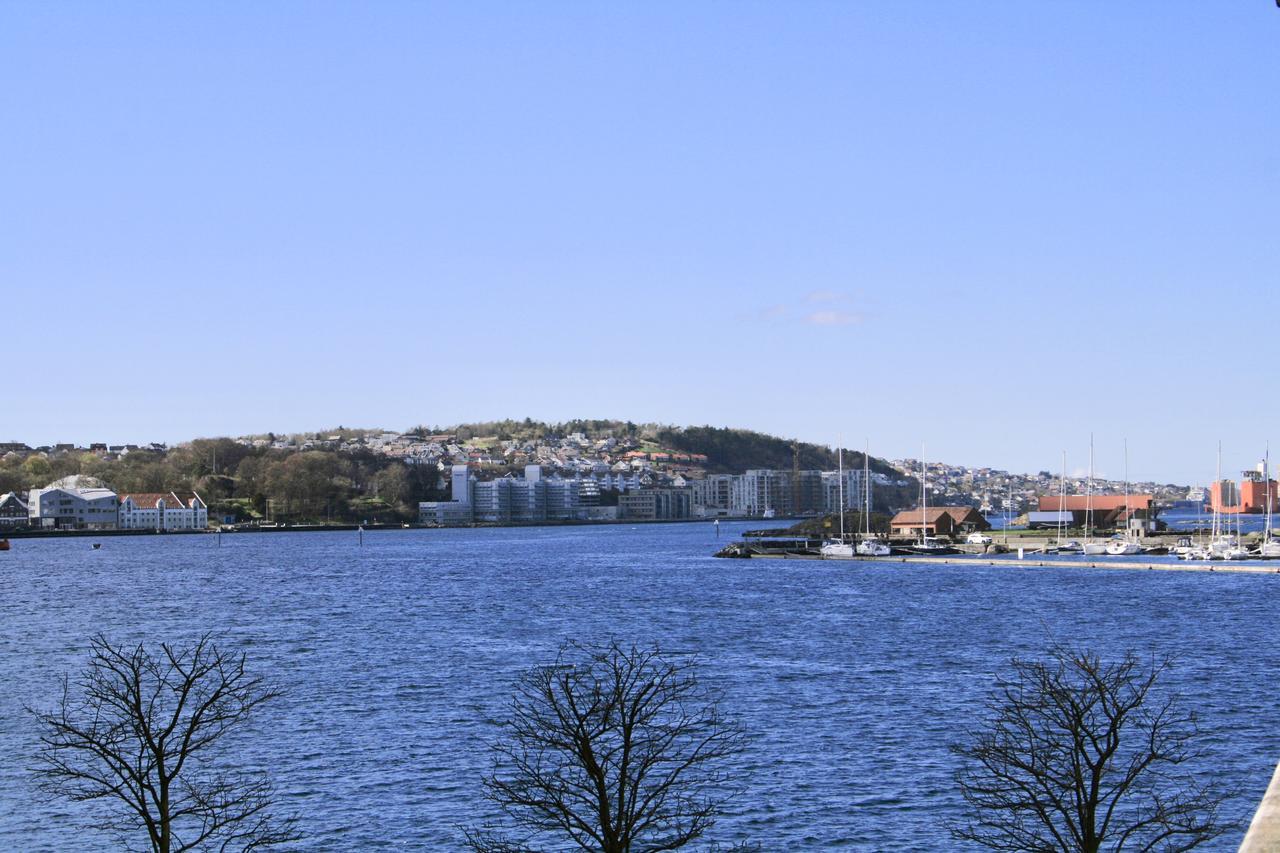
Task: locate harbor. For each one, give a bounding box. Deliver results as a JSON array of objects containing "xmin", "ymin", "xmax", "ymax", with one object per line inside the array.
[{"xmin": 738, "ymin": 549, "xmax": 1280, "ymax": 575}]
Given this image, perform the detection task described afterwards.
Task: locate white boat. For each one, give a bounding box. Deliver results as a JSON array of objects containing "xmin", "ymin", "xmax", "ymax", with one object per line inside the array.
[
  {"xmin": 1255, "ymin": 445, "xmax": 1280, "ymax": 559},
  {"xmin": 1051, "ymin": 449, "xmax": 1073, "ymax": 552},
  {"xmin": 1183, "ymin": 443, "xmax": 1243, "ymax": 561},
  {"xmin": 820, "ymin": 541, "xmax": 855, "ymax": 557},
  {"xmin": 1180, "ymin": 544, "xmax": 1215, "ymax": 561},
  {"xmin": 856, "ymin": 538, "xmax": 890, "ymax": 557},
  {"xmin": 1081, "ymin": 435, "xmax": 1105, "ymax": 556},
  {"xmin": 1170, "ymin": 536, "xmax": 1198, "ymax": 558},
  {"xmin": 821, "ymin": 442, "xmax": 853, "ymax": 558},
  {"xmin": 856, "ymin": 440, "xmax": 891, "ymax": 557},
  {"xmin": 1104, "ymin": 538, "xmax": 1142, "ymax": 556},
  {"xmin": 1102, "ymin": 439, "xmax": 1143, "ymax": 556},
  {"xmin": 1258, "ymin": 539, "xmax": 1280, "ymax": 558}
]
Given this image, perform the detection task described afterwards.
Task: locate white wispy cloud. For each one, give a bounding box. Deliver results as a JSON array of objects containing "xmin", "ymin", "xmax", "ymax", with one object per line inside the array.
[
  {"xmin": 751, "ymin": 291, "xmax": 866, "ymax": 327},
  {"xmin": 803, "ymin": 309, "xmax": 862, "ymax": 326}
]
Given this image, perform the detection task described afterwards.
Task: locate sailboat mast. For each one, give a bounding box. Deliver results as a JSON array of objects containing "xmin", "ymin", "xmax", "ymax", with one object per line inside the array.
[
  {"xmin": 921, "ymin": 444, "xmax": 927, "ymax": 541},
  {"xmin": 837, "ymin": 441, "xmax": 845, "ymax": 542},
  {"xmin": 1266, "ymin": 443, "xmax": 1272, "ymax": 541},
  {"xmin": 1086, "ymin": 434, "xmax": 1094, "ymax": 542},
  {"xmin": 1215, "ymin": 441, "xmax": 1222, "ymax": 540},
  {"xmin": 1059, "ymin": 449, "xmax": 1067, "ymax": 544},
  {"xmin": 1007, "ymin": 482, "xmax": 1013, "ymax": 545},
  {"xmin": 1123, "ymin": 438, "xmax": 1131, "ymax": 541},
  {"xmin": 864, "ymin": 439, "xmax": 872, "ymax": 538}
]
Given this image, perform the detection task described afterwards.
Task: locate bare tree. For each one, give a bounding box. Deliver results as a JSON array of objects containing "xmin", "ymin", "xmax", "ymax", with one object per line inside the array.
[
  {"xmin": 951, "ymin": 643, "xmax": 1232, "ymax": 852},
  {"xmin": 31, "ymin": 634, "xmax": 299, "ymax": 853},
  {"xmin": 466, "ymin": 640, "xmax": 750, "ymax": 852}
]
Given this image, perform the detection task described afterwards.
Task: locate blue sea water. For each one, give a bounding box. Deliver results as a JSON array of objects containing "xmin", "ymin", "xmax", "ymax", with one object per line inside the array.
[{"xmin": 1, "ymin": 523, "xmax": 1277, "ymax": 850}]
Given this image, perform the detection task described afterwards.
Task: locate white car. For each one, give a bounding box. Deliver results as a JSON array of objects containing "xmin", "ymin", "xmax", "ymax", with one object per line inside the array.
[{"xmin": 966, "ymin": 532, "xmax": 993, "ymax": 545}]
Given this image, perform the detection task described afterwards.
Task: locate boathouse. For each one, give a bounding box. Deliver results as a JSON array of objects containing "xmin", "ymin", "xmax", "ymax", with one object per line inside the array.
[{"xmin": 889, "ymin": 506, "xmax": 990, "ymax": 537}]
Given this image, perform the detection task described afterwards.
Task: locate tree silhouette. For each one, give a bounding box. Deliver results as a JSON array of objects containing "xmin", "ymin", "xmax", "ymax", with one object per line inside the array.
[
  {"xmin": 467, "ymin": 640, "xmax": 750, "ymax": 852},
  {"xmin": 31, "ymin": 634, "xmax": 298, "ymax": 853},
  {"xmin": 951, "ymin": 643, "xmax": 1232, "ymax": 852}
]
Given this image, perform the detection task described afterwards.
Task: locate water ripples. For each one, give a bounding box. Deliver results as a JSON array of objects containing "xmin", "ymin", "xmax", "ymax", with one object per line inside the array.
[{"xmin": 0, "ymin": 523, "xmax": 1276, "ymax": 850}]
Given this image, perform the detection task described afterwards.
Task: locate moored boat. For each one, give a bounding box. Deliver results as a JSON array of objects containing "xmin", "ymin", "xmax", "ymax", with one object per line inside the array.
[
  {"xmin": 897, "ymin": 536, "xmax": 958, "ymax": 556},
  {"xmin": 855, "ymin": 440, "xmax": 891, "ymax": 557},
  {"xmin": 820, "ymin": 442, "xmax": 854, "ymax": 558},
  {"xmin": 856, "ymin": 538, "xmax": 891, "ymax": 557},
  {"xmin": 1104, "ymin": 538, "xmax": 1142, "ymax": 556}
]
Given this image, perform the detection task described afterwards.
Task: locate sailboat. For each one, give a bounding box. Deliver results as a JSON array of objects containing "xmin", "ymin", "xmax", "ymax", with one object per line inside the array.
[
  {"xmin": 1081, "ymin": 435, "xmax": 1107, "ymax": 555},
  {"xmin": 820, "ymin": 442, "xmax": 855, "ymax": 558},
  {"xmin": 1183, "ymin": 446, "xmax": 1220, "ymax": 561},
  {"xmin": 1053, "ymin": 450, "xmax": 1082, "ymax": 553},
  {"xmin": 1214, "ymin": 443, "xmax": 1249, "ymax": 560},
  {"xmin": 1104, "ymin": 439, "xmax": 1142, "ymax": 555},
  {"xmin": 904, "ymin": 447, "xmax": 952, "ymax": 555},
  {"xmin": 1183, "ymin": 442, "xmax": 1247, "ymax": 560},
  {"xmin": 856, "ymin": 440, "xmax": 890, "ymax": 557},
  {"xmin": 1257, "ymin": 444, "xmax": 1280, "ymax": 558}
]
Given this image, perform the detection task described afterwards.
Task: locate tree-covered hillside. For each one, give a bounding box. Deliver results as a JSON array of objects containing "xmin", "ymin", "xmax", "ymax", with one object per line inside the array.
[{"xmin": 653, "ymin": 425, "xmax": 900, "ymax": 477}]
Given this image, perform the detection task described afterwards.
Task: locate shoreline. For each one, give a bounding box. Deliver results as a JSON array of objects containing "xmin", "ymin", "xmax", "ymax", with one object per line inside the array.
[{"xmin": 0, "ymin": 515, "xmax": 758, "ymax": 541}]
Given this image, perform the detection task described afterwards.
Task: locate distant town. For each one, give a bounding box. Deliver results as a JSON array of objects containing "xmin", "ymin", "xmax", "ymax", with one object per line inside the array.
[{"xmin": 0, "ymin": 420, "xmax": 1260, "ymax": 534}]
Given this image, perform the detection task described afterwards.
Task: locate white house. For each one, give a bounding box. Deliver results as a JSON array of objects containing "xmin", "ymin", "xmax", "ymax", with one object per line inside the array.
[
  {"xmin": 27, "ymin": 475, "xmax": 120, "ymax": 529},
  {"xmin": 118, "ymin": 492, "xmax": 208, "ymax": 530}
]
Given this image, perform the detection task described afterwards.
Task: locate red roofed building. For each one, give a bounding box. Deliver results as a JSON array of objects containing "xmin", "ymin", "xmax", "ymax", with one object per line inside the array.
[
  {"xmin": 1039, "ymin": 495, "xmax": 1154, "ymax": 514},
  {"xmin": 890, "ymin": 506, "xmax": 990, "ymax": 537},
  {"xmin": 118, "ymin": 492, "xmax": 208, "ymax": 530}
]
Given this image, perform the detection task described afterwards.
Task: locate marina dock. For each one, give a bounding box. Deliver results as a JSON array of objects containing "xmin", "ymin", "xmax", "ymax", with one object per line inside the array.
[{"xmin": 745, "ymin": 551, "xmax": 1280, "ymax": 575}]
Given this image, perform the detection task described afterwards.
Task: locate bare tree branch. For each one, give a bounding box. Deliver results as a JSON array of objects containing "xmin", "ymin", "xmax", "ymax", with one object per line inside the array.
[
  {"xmin": 30, "ymin": 634, "xmax": 300, "ymax": 853},
  {"xmin": 950, "ymin": 643, "xmax": 1234, "ymax": 853},
  {"xmin": 467, "ymin": 640, "xmax": 749, "ymax": 853}
]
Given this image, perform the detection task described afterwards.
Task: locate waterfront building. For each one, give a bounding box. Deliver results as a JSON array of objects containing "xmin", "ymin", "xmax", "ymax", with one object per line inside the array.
[
  {"xmin": 1209, "ymin": 468, "xmax": 1279, "ymax": 514},
  {"xmin": 0, "ymin": 492, "xmax": 28, "ymax": 528},
  {"xmin": 419, "ymin": 500, "xmax": 474, "ymax": 525},
  {"xmin": 734, "ymin": 469, "xmax": 792, "ymax": 516},
  {"xmin": 451, "ymin": 463, "xmax": 473, "ymax": 503},
  {"xmin": 890, "ymin": 506, "xmax": 990, "ymax": 537},
  {"xmin": 439, "ymin": 465, "xmax": 594, "ymax": 523},
  {"xmin": 689, "ymin": 475, "xmax": 736, "ymax": 516},
  {"xmin": 1038, "ymin": 494, "xmax": 1155, "ymax": 515},
  {"xmin": 821, "ymin": 469, "xmax": 867, "ymax": 512},
  {"xmin": 27, "ymin": 476, "xmax": 120, "ymax": 530},
  {"xmin": 792, "ymin": 470, "xmax": 825, "ymax": 515},
  {"xmin": 118, "ymin": 492, "xmax": 208, "ymax": 530},
  {"xmin": 1024, "ymin": 510, "xmax": 1081, "ymax": 530},
  {"xmin": 617, "ymin": 488, "xmax": 692, "ymax": 521}
]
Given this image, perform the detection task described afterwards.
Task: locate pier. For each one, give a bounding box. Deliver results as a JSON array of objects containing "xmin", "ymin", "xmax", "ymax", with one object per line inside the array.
[{"xmin": 742, "ymin": 551, "xmax": 1280, "ymax": 575}]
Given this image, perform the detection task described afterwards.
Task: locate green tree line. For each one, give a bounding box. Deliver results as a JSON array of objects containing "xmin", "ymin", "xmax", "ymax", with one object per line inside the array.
[{"xmin": 0, "ymin": 439, "xmax": 448, "ymax": 524}]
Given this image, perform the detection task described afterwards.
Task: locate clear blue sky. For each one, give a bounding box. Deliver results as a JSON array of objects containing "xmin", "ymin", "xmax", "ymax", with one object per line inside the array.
[{"xmin": 3, "ymin": 2, "xmax": 1276, "ymax": 484}]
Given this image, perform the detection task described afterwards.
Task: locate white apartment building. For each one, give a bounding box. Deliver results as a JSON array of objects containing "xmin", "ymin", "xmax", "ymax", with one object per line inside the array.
[
  {"xmin": 821, "ymin": 469, "xmax": 868, "ymax": 512},
  {"xmin": 118, "ymin": 492, "xmax": 208, "ymax": 530}
]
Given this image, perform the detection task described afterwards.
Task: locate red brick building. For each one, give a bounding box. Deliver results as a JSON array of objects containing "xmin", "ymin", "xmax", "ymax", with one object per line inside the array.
[{"xmin": 1210, "ymin": 476, "xmax": 1280, "ymax": 514}]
